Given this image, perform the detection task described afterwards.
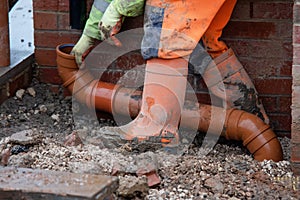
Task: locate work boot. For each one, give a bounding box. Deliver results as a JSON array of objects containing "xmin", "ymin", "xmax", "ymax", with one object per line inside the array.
[
  {"xmin": 202, "ymin": 48, "xmax": 269, "ymax": 124},
  {"xmin": 97, "ymin": 57, "xmax": 188, "ymax": 148}
]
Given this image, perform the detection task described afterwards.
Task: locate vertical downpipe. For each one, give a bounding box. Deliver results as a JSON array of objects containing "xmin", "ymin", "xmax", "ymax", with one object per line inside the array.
[{"xmin": 0, "ymin": 0, "xmax": 10, "ymax": 67}]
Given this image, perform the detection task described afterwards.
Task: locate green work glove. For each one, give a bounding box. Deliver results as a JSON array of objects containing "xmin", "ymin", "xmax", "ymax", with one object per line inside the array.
[
  {"xmin": 72, "ymin": 0, "xmax": 112, "ymax": 66},
  {"xmin": 71, "ymin": 34, "xmax": 95, "ymax": 67},
  {"xmin": 99, "ymin": 0, "xmax": 145, "ymax": 46}
]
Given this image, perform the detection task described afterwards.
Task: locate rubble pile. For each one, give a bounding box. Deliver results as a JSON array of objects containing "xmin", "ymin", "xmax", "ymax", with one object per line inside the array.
[{"xmin": 0, "ymin": 81, "xmax": 299, "ymax": 199}]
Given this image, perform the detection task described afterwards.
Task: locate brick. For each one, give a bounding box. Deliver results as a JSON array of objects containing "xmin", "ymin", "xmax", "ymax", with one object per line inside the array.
[
  {"xmin": 291, "ymin": 162, "xmax": 300, "ymax": 176},
  {"xmin": 254, "ymin": 78, "xmax": 292, "ymax": 95},
  {"xmin": 280, "ymin": 60, "xmax": 292, "ymax": 77},
  {"xmin": 292, "ymin": 109, "xmax": 300, "ymax": 126},
  {"xmin": 34, "ymin": 12, "xmax": 57, "ymax": 30},
  {"xmin": 292, "ymin": 86, "xmax": 300, "ymax": 107},
  {"xmin": 294, "ymin": 3, "xmax": 300, "ymax": 24},
  {"xmin": 98, "ymin": 68, "xmax": 145, "ymax": 88},
  {"xmin": 278, "ymin": 21, "xmax": 293, "ymax": 39},
  {"xmin": 293, "ymin": 65, "xmax": 300, "ymax": 86},
  {"xmin": 292, "ymin": 104, "xmax": 300, "ymax": 119},
  {"xmin": 99, "ymin": 70, "xmax": 124, "ymax": 84},
  {"xmin": 291, "ymin": 143, "xmax": 300, "ymax": 162},
  {"xmin": 38, "ymin": 67, "xmax": 63, "ymax": 84},
  {"xmin": 33, "ymin": 0, "xmax": 58, "ymax": 11},
  {"xmin": 293, "ymin": 25, "xmax": 300, "ymax": 44},
  {"xmin": 58, "ymin": 13, "xmax": 70, "ymax": 30},
  {"xmin": 34, "ymin": 30, "xmax": 81, "ymax": 48},
  {"xmin": 291, "ymin": 122, "xmax": 300, "ymax": 143},
  {"xmin": 269, "ymin": 114, "xmax": 291, "ymax": 132},
  {"xmin": 0, "ymin": 167, "xmax": 118, "ymax": 200},
  {"xmin": 260, "ymin": 96, "xmax": 278, "ymax": 113},
  {"xmin": 230, "ymin": 1, "xmax": 250, "ymax": 20},
  {"xmin": 224, "ymin": 21, "xmax": 277, "ymax": 39},
  {"xmin": 8, "ymin": 69, "xmax": 32, "ymax": 96},
  {"xmin": 294, "ymin": 46, "xmax": 300, "ymax": 65},
  {"xmin": 279, "ymin": 96, "xmax": 292, "ymax": 113},
  {"xmin": 224, "ymin": 19, "xmax": 293, "ymax": 41},
  {"xmin": 252, "ymin": 2, "xmax": 293, "ymax": 19},
  {"xmin": 58, "ymin": 0, "xmax": 69, "ymax": 12},
  {"xmin": 112, "ymin": 51, "xmax": 145, "ymax": 70},
  {"xmin": 239, "ymin": 57, "xmax": 278, "ymax": 78},
  {"xmin": 35, "ymin": 48, "xmax": 57, "ymax": 66},
  {"xmin": 224, "ymin": 39, "xmax": 292, "ymax": 59}
]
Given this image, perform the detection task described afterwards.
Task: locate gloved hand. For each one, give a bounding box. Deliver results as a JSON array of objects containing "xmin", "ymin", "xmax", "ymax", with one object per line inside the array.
[
  {"xmin": 98, "ymin": 2, "xmax": 123, "ymax": 46},
  {"xmin": 71, "ymin": 0, "xmax": 109, "ymax": 67},
  {"xmin": 98, "ymin": 0, "xmax": 145, "ymax": 46},
  {"xmin": 71, "ymin": 34, "xmax": 95, "ymax": 66}
]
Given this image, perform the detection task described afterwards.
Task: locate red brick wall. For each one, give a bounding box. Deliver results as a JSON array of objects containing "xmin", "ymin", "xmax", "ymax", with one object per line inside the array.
[
  {"xmin": 292, "ymin": 0, "xmax": 300, "ymax": 175},
  {"xmin": 221, "ymin": 1, "xmax": 293, "ymax": 136},
  {"xmin": 33, "ymin": 0, "xmax": 293, "ymax": 136},
  {"xmin": 33, "ymin": 0, "xmax": 94, "ymax": 94}
]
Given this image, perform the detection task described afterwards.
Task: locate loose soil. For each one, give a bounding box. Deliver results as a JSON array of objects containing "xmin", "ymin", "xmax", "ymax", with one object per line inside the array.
[{"xmin": 0, "ymin": 79, "xmax": 299, "ymax": 199}]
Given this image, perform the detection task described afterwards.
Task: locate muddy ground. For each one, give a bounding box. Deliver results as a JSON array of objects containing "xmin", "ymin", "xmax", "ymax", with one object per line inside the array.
[{"xmin": 0, "ymin": 79, "xmax": 299, "ymax": 199}]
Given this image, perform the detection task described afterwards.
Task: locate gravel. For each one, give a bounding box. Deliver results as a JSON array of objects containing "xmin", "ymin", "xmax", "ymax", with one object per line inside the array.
[{"xmin": 0, "ymin": 79, "xmax": 299, "ymax": 199}]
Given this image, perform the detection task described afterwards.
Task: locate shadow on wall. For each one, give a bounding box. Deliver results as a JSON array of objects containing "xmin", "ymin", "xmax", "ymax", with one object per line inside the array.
[{"xmin": 9, "ymin": 0, "xmax": 18, "ymax": 10}]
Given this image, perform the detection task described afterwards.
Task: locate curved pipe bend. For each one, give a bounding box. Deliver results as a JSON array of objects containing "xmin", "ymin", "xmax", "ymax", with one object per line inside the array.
[
  {"xmin": 224, "ymin": 109, "xmax": 283, "ymax": 161},
  {"xmin": 56, "ymin": 44, "xmax": 283, "ymax": 162}
]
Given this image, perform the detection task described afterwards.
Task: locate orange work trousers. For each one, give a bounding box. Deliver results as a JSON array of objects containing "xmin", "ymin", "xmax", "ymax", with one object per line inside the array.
[{"xmin": 141, "ymin": 0, "xmax": 237, "ymax": 59}]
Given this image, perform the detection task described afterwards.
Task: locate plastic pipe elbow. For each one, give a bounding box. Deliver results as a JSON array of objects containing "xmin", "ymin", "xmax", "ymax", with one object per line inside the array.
[{"xmin": 225, "ymin": 109, "xmax": 283, "ymax": 162}]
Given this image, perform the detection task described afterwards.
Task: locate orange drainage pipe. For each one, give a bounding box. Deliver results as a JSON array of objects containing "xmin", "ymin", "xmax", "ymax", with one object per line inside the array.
[
  {"xmin": 56, "ymin": 44, "xmax": 283, "ymax": 162},
  {"xmin": 181, "ymin": 105, "xmax": 283, "ymax": 161},
  {"xmin": 0, "ymin": 0, "xmax": 10, "ymax": 67}
]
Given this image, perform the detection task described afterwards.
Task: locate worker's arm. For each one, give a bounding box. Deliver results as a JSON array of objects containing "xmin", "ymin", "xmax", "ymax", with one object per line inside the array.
[
  {"xmin": 72, "ymin": 0, "xmax": 144, "ymax": 66},
  {"xmin": 71, "ymin": 0, "xmax": 113, "ymax": 66},
  {"xmin": 98, "ymin": 0, "xmax": 145, "ymax": 46}
]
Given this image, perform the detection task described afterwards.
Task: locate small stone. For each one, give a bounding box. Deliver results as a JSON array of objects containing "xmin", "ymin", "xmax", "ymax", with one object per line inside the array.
[
  {"xmin": 27, "ymin": 87, "xmax": 36, "ymax": 97},
  {"xmin": 16, "ymin": 89, "xmax": 25, "ymax": 99},
  {"xmin": 246, "ymin": 191, "xmax": 252, "ymax": 197},
  {"xmin": 229, "ymin": 197, "xmax": 240, "ymax": 200},
  {"xmin": 179, "ymin": 193, "xmax": 185, "ymax": 198},
  {"xmin": 9, "ymin": 129, "xmax": 42, "ymax": 145},
  {"xmin": 199, "ymin": 192, "xmax": 208, "ymax": 199},
  {"xmin": 39, "ymin": 105, "xmax": 47, "ymax": 113},
  {"xmin": 204, "ymin": 176, "xmax": 224, "ymax": 193},
  {"xmin": 51, "ymin": 114, "xmax": 59, "ymax": 121},
  {"xmin": 1, "ymin": 148, "xmax": 11, "ymax": 165},
  {"xmin": 117, "ymin": 175, "xmax": 149, "ymax": 198}
]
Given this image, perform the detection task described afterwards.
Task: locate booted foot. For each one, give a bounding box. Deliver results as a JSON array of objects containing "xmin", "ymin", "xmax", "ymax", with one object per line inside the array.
[
  {"xmin": 203, "ymin": 48, "xmax": 269, "ymax": 124},
  {"xmin": 95, "ymin": 125, "xmax": 180, "ymax": 149}
]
